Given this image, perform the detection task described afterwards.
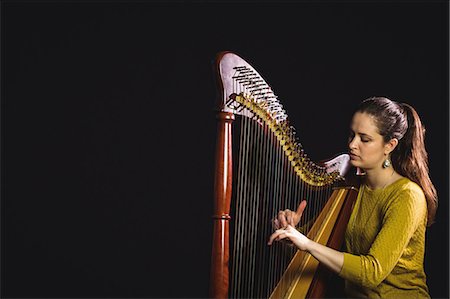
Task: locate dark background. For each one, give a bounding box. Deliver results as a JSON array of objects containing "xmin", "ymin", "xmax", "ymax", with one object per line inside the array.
[{"xmin": 1, "ymin": 1, "xmax": 448, "ymax": 298}]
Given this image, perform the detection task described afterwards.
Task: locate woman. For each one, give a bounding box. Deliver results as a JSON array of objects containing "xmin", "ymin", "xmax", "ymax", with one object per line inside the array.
[{"xmin": 268, "ymin": 97, "xmax": 438, "ymax": 298}]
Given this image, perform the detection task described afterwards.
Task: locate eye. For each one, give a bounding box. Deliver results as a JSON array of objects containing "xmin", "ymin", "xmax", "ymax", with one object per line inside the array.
[{"xmin": 348, "ymin": 131, "xmax": 355, "ymax": 141}]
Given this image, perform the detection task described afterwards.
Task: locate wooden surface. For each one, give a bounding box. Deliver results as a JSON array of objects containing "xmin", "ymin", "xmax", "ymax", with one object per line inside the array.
[{"xmin": 210, "ymin": 112, "xmax": 234, "ymax": 299}]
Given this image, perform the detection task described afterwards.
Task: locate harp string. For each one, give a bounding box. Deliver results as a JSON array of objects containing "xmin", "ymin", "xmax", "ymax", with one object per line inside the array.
[
  {"xmin": 271, "ymin": 128, "xmax": 284, "ymax": 294},
  {"xmin": 249, "ymin": 116, "xmax": 262, "ymax": 294},
  {"xmin": 231, "ymin": 114, "xmax": 247, "ymax": 298},
  {"xmin": 256, "ymin": 121, "xmax": 271, "ymax": 297},
  {"xmin": 243, "ymin": 117, "xmax": 252, "ymax": 296},
  {"xmin": 230, "ymin": 113, "xmax": 335, "ymax": 298},
  {"xmin": 266, "ymin": 122, "xmax": 279, "ymax": 297}
]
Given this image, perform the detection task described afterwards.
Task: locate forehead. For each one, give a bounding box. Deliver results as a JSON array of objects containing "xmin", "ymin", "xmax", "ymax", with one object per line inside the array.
[{"xmin": 351, "ymin": 112, "xmax": 380, "ymax": 135}]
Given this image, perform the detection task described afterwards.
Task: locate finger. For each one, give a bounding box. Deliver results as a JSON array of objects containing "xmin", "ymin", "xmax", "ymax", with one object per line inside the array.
[
  {"xmin": 278, "ymin": 210, "xmax": 288, "ymax": 228},
  {"xmin": 296, "ymin": 200, "xmax": 307, "ymax": 218},
  {"xmin": 286, "ymin": 210, "xmax": 293, "ymax": 227},
  {"xmin": 268, "ymin": 230, "xmax": 283, "ymax": 245},
  {"xmin": 288, "ymin": 211, "xmax": 299, "ymax": 227},
  {"xmin": 272, "ymin": 219, "xmax": 280, "ymax": 230},
  {"xmin": 275, "ymin": 232, "xmax": 290, "ymax": 242}
]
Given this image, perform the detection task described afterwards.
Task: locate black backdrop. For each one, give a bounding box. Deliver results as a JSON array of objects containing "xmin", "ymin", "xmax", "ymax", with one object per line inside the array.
[{"xmin": 2, "ymin": 1, "xmax": 448, "ymax": 298}]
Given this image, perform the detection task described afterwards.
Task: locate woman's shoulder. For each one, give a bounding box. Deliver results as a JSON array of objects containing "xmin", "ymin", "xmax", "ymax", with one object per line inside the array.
[
  {"xmin": 382, "ymin": 177, "xmax": 428, "ymax": 226},
  {"xmin": 392, "ymin": 177, "xmax": 425, "ymax": 198},
  {"xmin": 383, "ymin": 176, "xmax": 426, "ymax": 212}
]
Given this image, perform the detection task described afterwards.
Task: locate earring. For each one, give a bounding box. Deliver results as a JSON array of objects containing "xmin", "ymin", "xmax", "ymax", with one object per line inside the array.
[{"xmin": 382, "ymin": 158, "xmax": 391, "ymax": 168}]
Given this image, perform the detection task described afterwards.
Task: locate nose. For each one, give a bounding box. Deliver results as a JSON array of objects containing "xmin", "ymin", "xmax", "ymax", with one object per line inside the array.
[{"xmin": 348, "ymin": 136, "xmax": 357, "ymax": 150}]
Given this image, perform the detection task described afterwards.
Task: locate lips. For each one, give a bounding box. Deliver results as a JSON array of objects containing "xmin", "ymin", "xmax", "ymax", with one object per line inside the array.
[{"xmin": 349, "ymin": 153, "xmax": 359, "ymax": 160}]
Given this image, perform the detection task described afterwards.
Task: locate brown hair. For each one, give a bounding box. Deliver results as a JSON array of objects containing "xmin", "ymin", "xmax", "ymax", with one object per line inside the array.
[{"xmin": 356, "ymin": 97, "xmax": 438, "ymax": 226}]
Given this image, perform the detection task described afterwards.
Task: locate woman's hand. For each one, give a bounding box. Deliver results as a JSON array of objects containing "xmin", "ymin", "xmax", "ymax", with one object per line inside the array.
[
  {"xmin": 272, "ymin": 200, "xmax": 307, "ymax": 229},
  {"xmin": 267, "ymin": 225, "xmax": 310, "ymax": 251}
]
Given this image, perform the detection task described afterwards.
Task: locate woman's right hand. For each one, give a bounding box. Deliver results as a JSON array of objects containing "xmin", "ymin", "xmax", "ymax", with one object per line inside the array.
[{"xmin": 272, "ymin": 200, "xmax": 307, "ymax": 230}]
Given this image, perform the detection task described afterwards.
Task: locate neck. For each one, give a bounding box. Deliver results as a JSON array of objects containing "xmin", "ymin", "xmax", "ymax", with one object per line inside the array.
[{"xmin": 364, "ymin": 167, "xmax": 397, "ymax": 190}]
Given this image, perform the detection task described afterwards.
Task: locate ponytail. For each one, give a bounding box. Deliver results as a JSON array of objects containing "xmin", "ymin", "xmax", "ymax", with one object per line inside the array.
[{"xmin": 392, "ymin": 103, "xmax": 438, "ymax": 226}]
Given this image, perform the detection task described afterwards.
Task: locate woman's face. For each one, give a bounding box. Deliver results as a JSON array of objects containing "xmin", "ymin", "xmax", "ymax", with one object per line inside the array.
[{"xmin": 348, "ymin": 112, "xmax": 388, "ymax": 171}]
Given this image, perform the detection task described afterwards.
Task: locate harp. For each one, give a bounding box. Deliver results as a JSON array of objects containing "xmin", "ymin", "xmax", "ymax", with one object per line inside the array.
[{"xmin": 210, "ymin": 52, "xmax": 359, "ymax": 299}]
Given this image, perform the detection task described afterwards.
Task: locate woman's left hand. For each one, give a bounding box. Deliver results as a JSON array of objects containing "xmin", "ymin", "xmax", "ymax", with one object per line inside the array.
[{"xmin": 268, "ymin": 225, "xmax": 310, "ymax": 251}]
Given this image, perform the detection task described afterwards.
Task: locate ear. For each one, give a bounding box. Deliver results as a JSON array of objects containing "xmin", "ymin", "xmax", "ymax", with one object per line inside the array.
[{"xmin": 384, "ymin": 138, "xmax": 399, "ymax": 155}]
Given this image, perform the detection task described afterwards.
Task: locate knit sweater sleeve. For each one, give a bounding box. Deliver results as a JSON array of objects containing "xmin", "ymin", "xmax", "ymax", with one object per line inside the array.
[{"xmin": 338, "ymin": 186, "xmax": 427, "ymax": 288}]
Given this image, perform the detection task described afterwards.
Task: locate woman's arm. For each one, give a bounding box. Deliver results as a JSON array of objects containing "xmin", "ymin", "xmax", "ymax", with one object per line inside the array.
[
  {"xmin": 268, "ymin": 225, "xmax": 344, "ymax": 274},
  {"xmin": 270, "ymin": 186, "xmax": 427, "ymax": 288}
]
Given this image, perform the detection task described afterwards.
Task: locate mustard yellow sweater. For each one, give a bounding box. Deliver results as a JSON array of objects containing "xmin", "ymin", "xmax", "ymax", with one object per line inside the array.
[{"xmin": 339, "ymin": 177, "xmax": 430, "ymax": 298}]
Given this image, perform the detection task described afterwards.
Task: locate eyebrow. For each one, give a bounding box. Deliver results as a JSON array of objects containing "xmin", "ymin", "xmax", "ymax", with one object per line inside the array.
[{"xmin": 350, "ymin": 130, "xmax": 373, "ymax": 138}]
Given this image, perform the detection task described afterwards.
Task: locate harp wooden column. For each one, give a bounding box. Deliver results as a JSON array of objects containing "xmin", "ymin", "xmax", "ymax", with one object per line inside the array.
[{"xmin": 210, "ymin": 111, "xmax": 234, "ymax": 299}]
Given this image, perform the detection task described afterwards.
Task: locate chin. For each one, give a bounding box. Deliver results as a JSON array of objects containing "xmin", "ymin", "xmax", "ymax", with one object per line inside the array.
[
  {"xmin": 350, "ymin": 160, "xmax": 367, "ymax": 172},
  {"xmin": 349, "ymin": 159, "xmax": 359, "ymax": 167}
]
